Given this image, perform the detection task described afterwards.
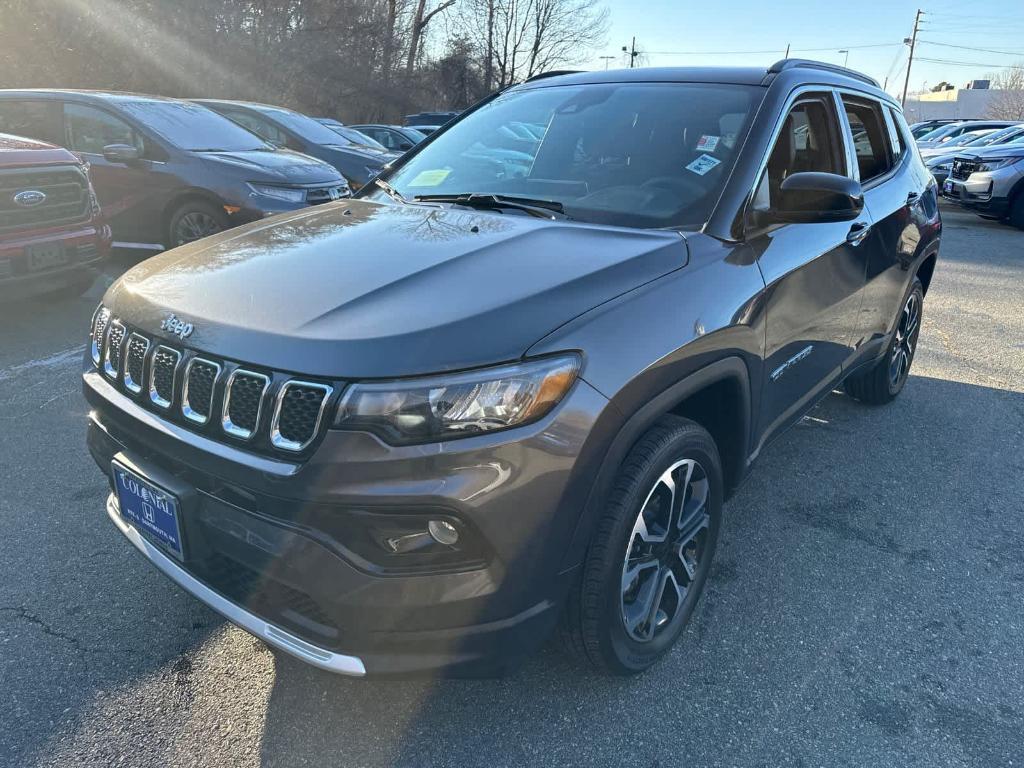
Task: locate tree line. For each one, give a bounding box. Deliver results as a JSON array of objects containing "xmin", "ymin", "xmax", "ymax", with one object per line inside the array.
[{"xmin": 0, "ymin": 0, "xmax": 608, "ymax": 123}]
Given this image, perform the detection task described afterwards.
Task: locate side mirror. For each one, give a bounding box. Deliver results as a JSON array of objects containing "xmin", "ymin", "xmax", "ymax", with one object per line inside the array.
[
  {"xmin": 102, "ymin": 144, "xmax": 140, "ymax": 164},
  {"xmin": 763, "ymin": 172, "xmax": 864, "ymax": 225},
  {"xmin": 398, "ymin": 141, "xmax": 413, "ymax": 151}
]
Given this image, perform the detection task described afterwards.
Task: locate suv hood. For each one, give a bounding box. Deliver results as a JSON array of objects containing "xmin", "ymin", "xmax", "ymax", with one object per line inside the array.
[
  {"xmin": 958, "ymin": 143, "xmax": 1024, "ymax": 161},
  {"xmin": 198, "ymin": 148, "xmax": 342, "ymax": 184},
  {"xmin": 105, "ymin": 200, "xmax": 687, "ymax": 378}
]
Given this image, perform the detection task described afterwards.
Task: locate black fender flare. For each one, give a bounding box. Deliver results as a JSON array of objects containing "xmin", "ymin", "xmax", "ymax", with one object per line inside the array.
[{"xmin": 559, "ymin": 356, "xmax": 752, "ymax": 574}]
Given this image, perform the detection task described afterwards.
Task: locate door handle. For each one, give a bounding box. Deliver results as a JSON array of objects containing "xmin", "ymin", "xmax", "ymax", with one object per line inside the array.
[{"xmin": 846, "ymin": 222, "xmax": 872, "ymax": 246}]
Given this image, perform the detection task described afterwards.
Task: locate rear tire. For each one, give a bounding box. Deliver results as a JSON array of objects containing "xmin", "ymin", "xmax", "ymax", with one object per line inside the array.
[
  {"xmin": 561, "ymin": 415, "xmax": 723, "ymax": 675},
  {"xmin": 166, "ymin": 200, "xmax": 229, "ymax": 249},
  {"xmin": 845, "ymin": 277, "xmax": 924, "ymax": 405}
]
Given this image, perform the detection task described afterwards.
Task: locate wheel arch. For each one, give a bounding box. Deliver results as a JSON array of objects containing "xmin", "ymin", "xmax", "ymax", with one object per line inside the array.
[
  {"xmin": 161, "ymin": 188, "xmax": 227, "ymax": 246},
  {"xmin": 560, "ymin": 357, "xmax": 752, "ymax": 573},
  {"xmin": 916, "ymin": 251, "xmax": 938, "ymax": 296}
]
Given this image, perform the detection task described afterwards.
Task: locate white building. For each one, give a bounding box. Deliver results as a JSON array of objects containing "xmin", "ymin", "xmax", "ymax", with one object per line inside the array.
[{"xmin": 903, "ymin": 81, "xmax": 1023, "ymax": 122}]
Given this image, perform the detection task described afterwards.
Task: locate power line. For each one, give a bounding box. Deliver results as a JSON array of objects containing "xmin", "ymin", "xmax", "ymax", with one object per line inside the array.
[
  {"xmin": 919, "ymin": 40, "xmax": 1024, "ymax": 56},
  {"xmin": 916, "ymin": 56, "xmax": 1024, "ymax": 69}
]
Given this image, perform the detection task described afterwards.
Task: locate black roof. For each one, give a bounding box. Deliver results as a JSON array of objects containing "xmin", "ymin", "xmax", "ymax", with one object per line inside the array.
[{"xmin": 517, "ymin": 59, "xmax": 893, "ymax": 103}]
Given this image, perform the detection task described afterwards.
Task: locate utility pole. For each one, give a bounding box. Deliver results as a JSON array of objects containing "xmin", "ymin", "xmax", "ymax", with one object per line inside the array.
[
  {"xmin": 621, "ymin": 37, "xmax": 638, "ymax": 68},
  {"xmin": 599, "ymin": 55, "xmax": 615, "ymax": 70},
  {"xmin": 784, "ymin": 43, "xmax": 790, "ymax": 58},
  {"xmin": 901, "ymin": 8, "xmax": 922, "ymax": 107}
]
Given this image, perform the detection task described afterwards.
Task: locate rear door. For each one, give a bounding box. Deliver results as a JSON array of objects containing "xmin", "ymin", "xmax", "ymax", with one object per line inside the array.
[
  {"xmin": 838, "ymin": 96, "xmax": 919, "ymax": 359},
  {"xmin": 62, "ymin": 102, "xmax": 166, "ymax": 245},
  {"xmin": 749, "ymin": 91, "xmax": 871, "ymax": 441}
]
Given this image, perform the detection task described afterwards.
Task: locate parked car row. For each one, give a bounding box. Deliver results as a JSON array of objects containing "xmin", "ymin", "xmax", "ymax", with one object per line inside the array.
[
  {"xmin": 0, "ymin": 89, "xmax": 447, "ymax": 300},
  {"xmin": 912, "ymin": 119, "xmax": 1024, "ymax": 228}
]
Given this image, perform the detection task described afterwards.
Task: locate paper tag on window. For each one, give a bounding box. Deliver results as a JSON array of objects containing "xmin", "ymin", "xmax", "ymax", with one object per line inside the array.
[
  {"xmin": 685, "ymin": 154, "xmax": 722, "ymax": 176},
  {"xmin": 408, "ymin": 169, "xmax": 451, "ymax": 187},
  {"xmin": 696, "ymin": 135, "xmax": 720, "ymax": 152}
]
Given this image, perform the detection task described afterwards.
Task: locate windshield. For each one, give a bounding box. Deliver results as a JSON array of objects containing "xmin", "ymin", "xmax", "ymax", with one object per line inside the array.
[
  {"xmin": 402, "ymin": 127, "xmax": 427, "ymax": 142},
  {"xmin": 966, "ymin": 125, "xmax": 1024, "ymax": 147},
  {"xmin": 379, "ymin": 82, "xmax": 761, "ymax": 229},
  {"xmin": 946, "ymin": 130, "xmax": 993, "ymax": 147},
  {"xmin": 117, "ymin": 100, "xmax": 271, "ymax": 151},
  {"xmin": 917, "ymin": 124, "xmax": 958, "ymax": 142},
  {"xmin": 256, "ymin": 105, "xmax": 350, "ymax": 146},
  {"xmin": 334, "ymin": 125, "xmax": 389, "ymax": 151}
]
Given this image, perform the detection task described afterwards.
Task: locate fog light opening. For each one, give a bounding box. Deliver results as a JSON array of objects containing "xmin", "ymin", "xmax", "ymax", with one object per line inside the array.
[{"xmin": 428, "ymin": 519, "xmax": 459, "ymax": 546}]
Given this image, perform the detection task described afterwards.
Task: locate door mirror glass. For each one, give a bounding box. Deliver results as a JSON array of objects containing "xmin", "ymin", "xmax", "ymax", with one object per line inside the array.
[
  {"xmin": 102, "ymin": 143, "xmax": 141, "ymax": 163},
  {"xmin": 769, "ymin": 171, "xmax": 863, "ymax": 224},
  {"xmin": 398, "ymin": 141, "xmax": 413, "ymax": 150}
]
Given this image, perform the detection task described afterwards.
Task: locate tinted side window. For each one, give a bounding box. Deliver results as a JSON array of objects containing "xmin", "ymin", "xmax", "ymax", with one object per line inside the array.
[
  {"xmin": 843, "ymin": 98, "xmax": 892, "ymax": 182},
  {"xmin": 884, "ymin": 106, "xmax": 909, "ymax": 162},
  {"xmin": 0, "ymin": 100, "xmax": 63, "ymax": 145},
  {"xmin": 65, "ymin": 103, "xmax": 143, "ymax": 155},
  {"xmin": 756, "ymin": 94, "xmax": 845, "ymax": 209},
  {"xmin": 222, "ymin": 110, "xmax": 289, "ymax": 146}
]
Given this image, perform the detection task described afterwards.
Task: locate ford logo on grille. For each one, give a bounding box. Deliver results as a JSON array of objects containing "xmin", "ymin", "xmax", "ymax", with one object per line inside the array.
[
  {"xmin": 12, "ymin": 189, "xmax": 47, "ymax": 207},
  {"xmin": 160, "ymin": 313, "xmax": 194, "ymax": 340}
]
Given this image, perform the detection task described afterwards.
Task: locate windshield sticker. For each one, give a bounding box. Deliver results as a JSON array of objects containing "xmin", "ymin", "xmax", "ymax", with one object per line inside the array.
[
  {"xmin": 408, "ymin": 169, "xmax": 451, "ymax": 187},
  {"xmin": 696, "ymin": 135, "xmax": 720, "ymax": 152},
  {"xmin": 686, "ymin": 154, "xmax": 722, "ymax": 176}
]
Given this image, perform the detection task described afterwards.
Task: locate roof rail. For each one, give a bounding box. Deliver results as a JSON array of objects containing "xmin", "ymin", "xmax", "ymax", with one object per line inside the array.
[
  {"xmin": 524, "ymin": 70, "xmax": 582, "ymax": 83},
  {"xmin": 767, "ymin": 59, "xmax": 880, "ymax": 88}
]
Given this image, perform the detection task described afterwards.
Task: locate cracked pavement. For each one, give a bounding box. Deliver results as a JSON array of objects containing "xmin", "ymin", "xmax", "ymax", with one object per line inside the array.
[{"xmin": 1, "ymin": 206, "xmax": 1022, "ymax": 767}]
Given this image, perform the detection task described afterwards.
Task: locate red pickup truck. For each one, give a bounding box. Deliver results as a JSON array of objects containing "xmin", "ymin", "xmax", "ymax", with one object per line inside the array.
[{"xmin": 0, "ymin": 132, "xmax": 111, "ymax": 302}]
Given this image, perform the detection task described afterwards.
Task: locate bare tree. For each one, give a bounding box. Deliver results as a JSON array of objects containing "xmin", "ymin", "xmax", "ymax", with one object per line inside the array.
[
  {"xmin": 406, "ymin": 0, "xmax": 458, "ymax": 73},
  {"xmin": 985, "ymin": 64, "xmax": 1024, "ymax": 120}
]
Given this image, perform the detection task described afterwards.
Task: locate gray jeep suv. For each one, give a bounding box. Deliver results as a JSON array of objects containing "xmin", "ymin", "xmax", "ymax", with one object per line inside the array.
[{"xmin": 84, "ymin": 61, "xmax": 940, "ymax": 677}]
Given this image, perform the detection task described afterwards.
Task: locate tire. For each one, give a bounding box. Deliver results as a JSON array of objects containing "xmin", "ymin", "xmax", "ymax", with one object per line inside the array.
[
  {"xmin": 166, "ymin": 200, "xmax": 229, "ymax": 249},
  {"xmin": 561, "ymin": 415, "xmax": 723, "ymax": 675},
  {"xmin": 845, "ymin": 277, "xmax": 924, "ymax": 405},
  {"xmin": 1008, "ymin": 194, "xmax": 1024, "ymax": 230}
]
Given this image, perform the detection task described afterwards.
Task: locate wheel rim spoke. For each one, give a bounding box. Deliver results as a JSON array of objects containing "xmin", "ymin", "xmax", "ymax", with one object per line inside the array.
[{"xmin": 621, "ymin": 457, "xmax": 710, "ymax": 643}]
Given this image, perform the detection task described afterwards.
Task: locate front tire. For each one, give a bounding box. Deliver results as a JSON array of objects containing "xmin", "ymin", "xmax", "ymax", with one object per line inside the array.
[
  {"xmin": 1008, "ymin": 194, "xmax": 1024, "ymax": 231},
  {"xmin": 561, "ymin": 416, "xmax": 723, "ymax": 675},
  {"xmin": 845, "ymin": 277, "xmax": 924, "ymax": 405},
  {"xmin": 166, "ymin": 200, "xmax": 229, "ymax": 249}
]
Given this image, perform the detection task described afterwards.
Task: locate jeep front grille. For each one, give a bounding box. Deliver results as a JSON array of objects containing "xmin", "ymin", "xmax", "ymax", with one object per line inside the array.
[{"xmin": 93, "ymin": 312, "xmax": 336, "ymax": 456}]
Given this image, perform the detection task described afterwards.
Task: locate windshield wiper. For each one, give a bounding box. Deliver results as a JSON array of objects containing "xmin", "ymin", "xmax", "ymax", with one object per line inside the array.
[
  {"xmin": 374, "ymin": 177, "xmax": 408, "ymax": 204},
  {"xmin": 412, "ymin": 193, "xmax": 566, "ymax": 220}
]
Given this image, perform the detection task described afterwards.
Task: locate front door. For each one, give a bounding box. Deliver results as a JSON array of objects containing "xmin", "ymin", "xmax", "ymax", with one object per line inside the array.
[
  {"xmin": 62, "ymin": 102, "xmax": 165, "ymax": 245},
  {"xmin": 749, "ymin": 92, "xmax": 870, "ymax": 441}
]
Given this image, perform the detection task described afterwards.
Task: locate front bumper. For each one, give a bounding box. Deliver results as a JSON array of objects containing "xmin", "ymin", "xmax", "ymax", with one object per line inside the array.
[
  {"xmin": 941, "ymin": 167, "xmax": 1020, "ymax": 217},
  {"xmin": 0, "ymin": 223, "xmax": 110, "ymax": 301},
  {"xmin": 85, "ymin": 367, "xmax": 610, "ymax": 675}
]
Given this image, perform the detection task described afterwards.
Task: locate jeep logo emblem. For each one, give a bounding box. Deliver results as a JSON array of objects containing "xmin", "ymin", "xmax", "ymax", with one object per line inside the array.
[
  {"xmin": 12, "ymin": 189, "xmax": 47, "ymax": 207},
  {"xmin": 160, "ymin": 313, "xmax": 194, "ymax": 340}
]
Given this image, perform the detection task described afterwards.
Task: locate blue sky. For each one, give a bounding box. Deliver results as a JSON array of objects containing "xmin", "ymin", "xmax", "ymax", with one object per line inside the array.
[{"xmin": 584, "ymin": 0, "xmax": 1024, "ymax": 97}]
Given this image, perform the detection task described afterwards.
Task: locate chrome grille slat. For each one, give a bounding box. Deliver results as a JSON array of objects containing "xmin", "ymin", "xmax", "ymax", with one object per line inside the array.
[
  {"xmin": 271, "ymin": 381, "xmax": 333, "ymax": 452},
  {"xmin": 222, "ymin": 369, "xmax": 270, "ymax": 440},
  {"xmin": 182, "ymin": 358, "xmax": 221, "ymax": 425},
  {"xmin": 123, "ymin": 333, "xmax": 150, "ymax": 394},
  {"xmin": 90, "ymin": 306, "xmax": 111, "ymax": 365},
  {"xmin": 103, "ymin": 321, "xmax": 127, "ymax": 379},
  {"xmin": 0, "ymin": 166, "xmax": 90, "ymax": 233},
  {"xmin": 149, "ymin": 345, "xmax": 181, "ymax": 409}
]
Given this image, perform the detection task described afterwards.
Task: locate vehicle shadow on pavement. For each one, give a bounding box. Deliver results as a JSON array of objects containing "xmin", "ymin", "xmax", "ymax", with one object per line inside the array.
[{"xmin": 255, "ymin": 375, "xmax": 1024, "ymax": 768}]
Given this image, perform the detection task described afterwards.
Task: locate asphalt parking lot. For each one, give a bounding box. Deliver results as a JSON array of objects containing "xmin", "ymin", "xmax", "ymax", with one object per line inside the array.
[{"xmin": 1, "ymin": 204, "xmax": 1022, "ymax": 768}]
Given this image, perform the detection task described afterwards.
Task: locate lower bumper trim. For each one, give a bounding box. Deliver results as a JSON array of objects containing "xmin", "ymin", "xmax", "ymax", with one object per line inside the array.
[{"xmin": 105, "ymin": 493, "xmax": 366, "ymax": 676}]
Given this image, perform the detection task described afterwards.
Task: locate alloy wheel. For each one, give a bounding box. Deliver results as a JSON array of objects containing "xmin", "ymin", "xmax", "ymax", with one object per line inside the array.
[
  {"xmin": 620, "ymin": 458, "xmax": 711, "ymax": 643},
  {"xmin": 889, "ymin": 291, "xmax": 920, "ymax": 389},
  {"xmin": 174, "ymin": 211, "xmax": 223, "ymax": 246}
]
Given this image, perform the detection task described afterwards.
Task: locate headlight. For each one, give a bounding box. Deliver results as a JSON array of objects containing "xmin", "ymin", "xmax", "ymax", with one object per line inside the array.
[
  {"xmin": 976, "ymin": 157, "xmax": 1024, "ymax": 173},
  {"xmin": 246, "ymin": 183, "xmax": 306, "ymax": 203},
  {"xmin": 335, "ymin": 355, "xmax": 580, "ymax": 444}
]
